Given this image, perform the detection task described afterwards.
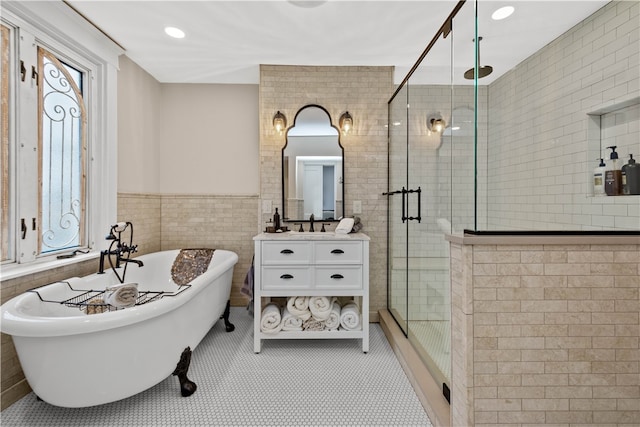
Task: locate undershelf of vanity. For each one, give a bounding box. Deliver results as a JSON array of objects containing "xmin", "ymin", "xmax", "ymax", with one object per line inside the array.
[{"xmin": 253, "ymin": 232, "xmax": 370, "ymax": 353}]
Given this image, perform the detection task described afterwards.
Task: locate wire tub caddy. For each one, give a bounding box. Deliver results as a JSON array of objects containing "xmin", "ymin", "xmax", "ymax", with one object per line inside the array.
[{"xmin": 28, "ymin": 281, "xmax": 192, "ymax": 312}]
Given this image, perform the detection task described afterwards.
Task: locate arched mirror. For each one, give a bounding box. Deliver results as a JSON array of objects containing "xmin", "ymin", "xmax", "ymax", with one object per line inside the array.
[{"xmin": 282, "ymin": 105, "xmax": 344, "ymax": 222}]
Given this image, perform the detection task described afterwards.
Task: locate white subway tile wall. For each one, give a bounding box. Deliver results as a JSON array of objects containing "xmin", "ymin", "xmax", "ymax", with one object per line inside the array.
[{"xmin": 485, "ymin": 1, "xmax": 639, "ymax": 231}]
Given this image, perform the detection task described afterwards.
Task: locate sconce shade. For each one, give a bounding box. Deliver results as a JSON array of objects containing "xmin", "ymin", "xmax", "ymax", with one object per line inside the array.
[
  {"xmin": 428, "ymin": 116, "xmax": 446, "ymax": 133},
  {"xmin": 339, "ymin": 111, "xmax": 353, "ymax": 135},
  {"xmin": 273, "ymin": 111, "xmax": 287, "ymax": 133}
]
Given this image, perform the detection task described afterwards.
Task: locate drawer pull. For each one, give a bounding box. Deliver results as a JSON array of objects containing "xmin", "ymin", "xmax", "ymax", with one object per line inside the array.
[
  {"xmin": 280, "ymin": 249, "xmax": 294, "ymax": 254},
  {"xmin": 330, "ymin": 249, "xmax": 345, "ymax": 254},
  {"xmin": 280, "ymin": 274, "xmax": 294, "ymax": 279},
  {"xmin": 330, "ymin": 274, "xmax": 344, "ymax": 279}
]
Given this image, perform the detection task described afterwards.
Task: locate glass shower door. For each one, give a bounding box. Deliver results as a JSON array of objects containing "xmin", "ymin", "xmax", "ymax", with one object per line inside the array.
[
  {"xmin": 387, "ymin": 84, "xmax": 409, "ymax": 335},
  {"xmin": 386, "ymin": 3, "xmax": 467, "ymax": 395}
]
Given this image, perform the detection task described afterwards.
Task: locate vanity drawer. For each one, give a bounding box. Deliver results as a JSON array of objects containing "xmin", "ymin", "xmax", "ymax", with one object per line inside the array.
[
  {"xmin": 314, "ymin": 241, "xmax": 363, "ymax": 264},
  {"xmin": 261, "ymin": 241, "xmax": 312, "ymax": 264},
  {"xmin": 261, "ymin": 266, "xmax": 312, "ymax": 290},
  {"xmin": 314, "ymin": 266, "xmax": 363, "ymax": 290}
]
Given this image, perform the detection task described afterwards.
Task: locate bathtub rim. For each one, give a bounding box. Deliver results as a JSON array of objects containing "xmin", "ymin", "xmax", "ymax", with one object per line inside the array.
[{"xmin": 0, "ymin": 249, "xmax": 238, "ymax": 338}]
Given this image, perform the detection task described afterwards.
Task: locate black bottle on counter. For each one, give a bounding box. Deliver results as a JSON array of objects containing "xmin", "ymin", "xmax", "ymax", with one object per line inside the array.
[{"xmin": 273, "ymin": 208, "xmax": 281, "ymax": 231}]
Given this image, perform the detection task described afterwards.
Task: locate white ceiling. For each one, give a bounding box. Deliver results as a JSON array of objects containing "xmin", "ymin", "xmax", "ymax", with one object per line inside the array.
[{"xmin": 66, "ymin": 0, "xmax": 610, "ymax": 85}]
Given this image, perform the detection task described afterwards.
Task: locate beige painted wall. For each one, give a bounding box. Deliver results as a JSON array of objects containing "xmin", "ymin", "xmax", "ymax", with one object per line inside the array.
[
  {"xmin": 118, "ymin": 56, "xmax": 162, "ymax": 194},
  {"xmin": 118, "ymin": 56, "xmax": 260, "ymax": 195},
  {"xmin": 158, "ymin": 84, "xmax": 259, "ymax": 195}
]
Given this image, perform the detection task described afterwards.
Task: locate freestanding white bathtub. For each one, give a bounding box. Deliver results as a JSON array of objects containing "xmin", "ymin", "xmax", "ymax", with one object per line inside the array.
[{"xmin": 0, "ymin": 249, "xmax": 238, "ymax": 408}]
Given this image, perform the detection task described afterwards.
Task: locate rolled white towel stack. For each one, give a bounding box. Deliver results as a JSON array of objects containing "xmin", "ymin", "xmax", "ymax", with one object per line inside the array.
[
  {"xmin": 259, "ymin": 297, "xmax": 360, "ymax": 333},
  {"xmin": 309, "ymin": 296, "xmax": 335, "ymax": 321},
  {"xmin": 281, "ymin": 307, "xmax": 303, "ymax": 331},
  {"xmin": 286, "ymin": 296, "xmax": 311, "ymax": 321},
  {"xmin": 260, "ymin": 303, "xmax": 283, "ymax": 334},
  {"xmin": 104, "ymin": 282, "xmax": 138, "ymax": 308},
  {"xmin": 324, "ymin": 300, "xmax": 342, "ymax": 330},
  {"xmin": 340, "ymin": 300, "xmax": 362, "ymax": 331}
]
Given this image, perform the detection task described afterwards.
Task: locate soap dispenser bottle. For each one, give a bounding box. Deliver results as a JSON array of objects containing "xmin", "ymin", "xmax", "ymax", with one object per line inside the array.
[
  {"xmin": 604, "ymin": 146, "xmax": 622, "ymax": 196},
  {"xmin": 593, "ymin": 158, "xmax": 606, "ymax": 196},
  {"xmin": 622, "ymin": 154, "xmax": 640, "ymax": 195}
]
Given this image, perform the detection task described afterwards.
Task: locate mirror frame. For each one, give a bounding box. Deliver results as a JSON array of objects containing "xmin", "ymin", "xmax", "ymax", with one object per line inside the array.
[{"xmin": 281, "ymin": 104, "xmax": 345, "ymax": 223}]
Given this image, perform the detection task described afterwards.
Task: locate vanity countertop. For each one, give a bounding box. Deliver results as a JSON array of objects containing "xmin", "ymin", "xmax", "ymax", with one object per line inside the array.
[{"xmin": 253, "ymin": 231, "xmax": 370, "ymax": 241}]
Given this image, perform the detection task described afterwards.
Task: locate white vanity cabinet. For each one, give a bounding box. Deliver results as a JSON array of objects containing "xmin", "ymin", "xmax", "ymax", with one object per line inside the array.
[{"xmin": 253, "ymin": 232, "xmax": 370, "ymax": 353}]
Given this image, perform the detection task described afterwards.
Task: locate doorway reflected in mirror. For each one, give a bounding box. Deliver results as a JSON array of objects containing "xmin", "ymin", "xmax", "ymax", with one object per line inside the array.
[{"xmin": 282, "ymin": 105, "xmax": 344, "ymax": 222}]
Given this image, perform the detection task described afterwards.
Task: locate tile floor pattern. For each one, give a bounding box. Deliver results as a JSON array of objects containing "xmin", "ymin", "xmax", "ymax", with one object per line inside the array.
[{"xmin": 1, "ymin": 307, "xmax": 433, "ymax": 426}]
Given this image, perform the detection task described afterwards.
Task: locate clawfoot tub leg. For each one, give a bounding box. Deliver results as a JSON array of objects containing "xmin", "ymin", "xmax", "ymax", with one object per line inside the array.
[
  {"xmin": 172, "ymin": 347, "xmax": 197, "ymax": 397},
  {"xmin": 221, "ymin": 299, "xmax": 235, "ymax": 332}
]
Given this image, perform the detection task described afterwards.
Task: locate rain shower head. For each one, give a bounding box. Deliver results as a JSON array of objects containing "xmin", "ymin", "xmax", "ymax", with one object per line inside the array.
[
  {"xmin": 464, "ymin": 37, "xmax": 493, "ymax": 80},
  {"xmin": 464, "ymin": 65, "xmax": 493, "ymax": 79}
]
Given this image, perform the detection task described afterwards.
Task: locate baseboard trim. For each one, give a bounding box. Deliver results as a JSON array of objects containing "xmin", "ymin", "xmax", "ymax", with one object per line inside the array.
[
  {"xmin": 1, "ymin": 379, "xmax": 31, "ymax": 411},
  {"xmin": 379, "ymin": 309, "xmax": 451, "ymax": 427}
]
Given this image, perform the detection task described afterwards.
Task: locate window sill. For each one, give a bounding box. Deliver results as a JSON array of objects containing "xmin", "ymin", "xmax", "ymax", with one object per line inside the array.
[{"xmin": 0, "ymin": 252, "xmax": 99, "ymax": 281}]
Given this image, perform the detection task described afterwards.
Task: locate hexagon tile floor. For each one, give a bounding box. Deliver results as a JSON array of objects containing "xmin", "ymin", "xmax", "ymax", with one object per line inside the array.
[{"xmin": 1, "ymin": 307, "xmax": 433, "ymax": 426}]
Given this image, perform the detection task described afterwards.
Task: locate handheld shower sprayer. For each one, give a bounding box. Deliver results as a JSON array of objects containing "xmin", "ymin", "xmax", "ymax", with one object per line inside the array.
[{"xmin": 112, "ymin": 222, "xmax": 128, "ymax": 232}]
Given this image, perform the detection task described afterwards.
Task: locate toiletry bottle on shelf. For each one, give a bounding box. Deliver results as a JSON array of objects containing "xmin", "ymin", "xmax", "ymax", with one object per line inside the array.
[
  {"xmin": 593, "ymin": 158, "xmax": 606, "ymax": 196},
  {"xmin": 604, "ymin": 146, "xmax": 622, "ymax": 196},
  {"xmin": 622, "ymin": 154, "xmax": 640, "ymax": 195},
  {"xmin": 273, "ymin": 207, "xmax": 281, "ymax": 231}
]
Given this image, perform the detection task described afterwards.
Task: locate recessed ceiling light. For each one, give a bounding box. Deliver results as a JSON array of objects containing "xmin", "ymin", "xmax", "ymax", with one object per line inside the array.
[
  {"xmin": 491, "ymin": 6, "xmax": 514, "ymax": 21},
  {"xmin": 164, "ymin": 27, "xmax": 185, "ymax": 39}
]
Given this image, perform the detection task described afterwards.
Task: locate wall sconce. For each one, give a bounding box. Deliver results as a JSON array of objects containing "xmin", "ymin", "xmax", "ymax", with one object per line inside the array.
[
  {"xmin": 273, "ymin": 111, "xmax": 287, "ymax": 134},
  {"xmin": 427, "ymin": 115, "xmax": 446, "ymax": 133},
  {"xmin": 339, "ymin": 111, "xmax": 353, "ymax": 135}
]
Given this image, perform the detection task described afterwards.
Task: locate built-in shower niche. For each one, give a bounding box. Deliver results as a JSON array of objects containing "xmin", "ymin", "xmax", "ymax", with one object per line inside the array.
[{"xmin": 587, "ymin": 96, "xmax": 640, "ymax": 197}]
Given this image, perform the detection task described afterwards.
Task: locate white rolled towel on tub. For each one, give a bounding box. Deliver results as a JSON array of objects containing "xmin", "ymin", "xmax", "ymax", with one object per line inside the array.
[
  {"xmin": 309, "ymin": 296, "xmax": 335, "ymax": 321},
  {"xmin": 260, "ymin": 303, "xmax": 283, "ymax": 334},
  {"xmin": 340, "ymin": 300, "xmax": 361, "ymax": 331},
  {"xmin": 281, "ymin": 307, "xmax": 303, "ymax": 331},
  {"xmin": 286, "ymin": 296, "xmax": 311, "ymax": 321},
  {"xmin": 325, "ymin": 300, "xmax": 341, "ymax": 330},
  {"xmin": 104, "ymin": 283, "xmax": 138, "ymax": 308}
]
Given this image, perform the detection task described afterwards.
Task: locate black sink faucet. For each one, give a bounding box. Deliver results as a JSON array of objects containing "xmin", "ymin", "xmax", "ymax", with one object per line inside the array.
[{"xmin": 309, "ymin": 214, "xmax": 315, "ymax": 232}]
